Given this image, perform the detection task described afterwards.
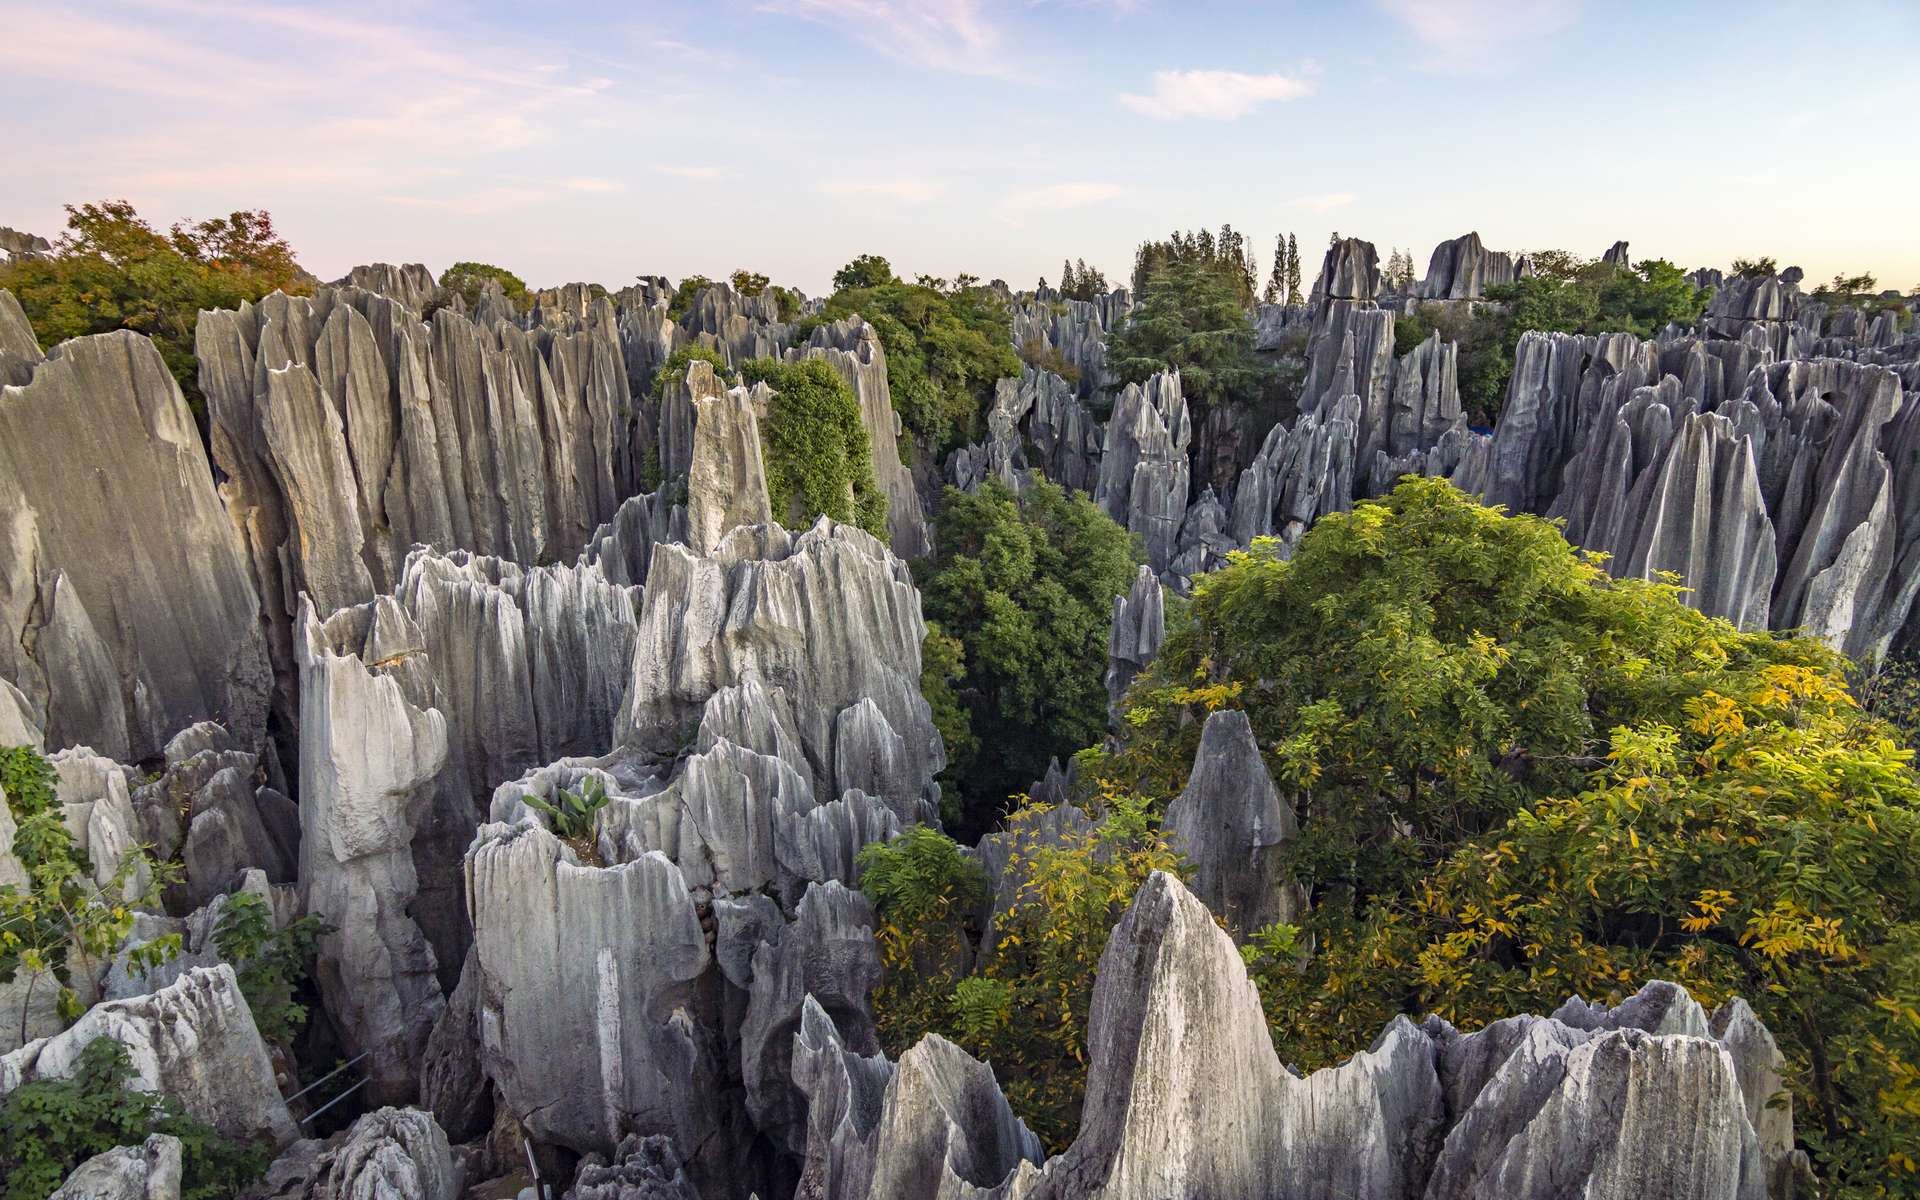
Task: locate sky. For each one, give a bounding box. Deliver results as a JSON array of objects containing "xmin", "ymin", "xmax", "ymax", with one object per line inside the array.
[{"xmin": 4, "ymin": 0, "xmax": 1918, "ymax": 296}]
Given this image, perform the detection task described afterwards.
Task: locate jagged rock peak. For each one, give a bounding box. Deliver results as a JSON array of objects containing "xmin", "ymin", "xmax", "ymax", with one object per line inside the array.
[
  {"xmin": 1417, "ymin": 231, "xmax": 1528, "ymax": 300},
  {"xmin": 1311, "ymin": 236, "xmax": 1382, "ymax": 304},
  {"xmin": 0, "ymin": 319, "xmax": 270, "ymax": 760}
]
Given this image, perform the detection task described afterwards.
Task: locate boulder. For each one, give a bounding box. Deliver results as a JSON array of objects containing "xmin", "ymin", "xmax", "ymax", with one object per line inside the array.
[
  {"xmin": 0, "ymin": 965, "xmax": 297, "ymax": 1148},
  {"xmin": 49, "ymin": 1134, "xmax": 182, "ymax": 1200}
]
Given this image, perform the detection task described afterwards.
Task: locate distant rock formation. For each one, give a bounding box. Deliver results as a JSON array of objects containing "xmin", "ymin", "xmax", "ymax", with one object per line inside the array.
[{"xmin": 1417, "ymin": 232, "xmax": 1529, "ymax": 301}]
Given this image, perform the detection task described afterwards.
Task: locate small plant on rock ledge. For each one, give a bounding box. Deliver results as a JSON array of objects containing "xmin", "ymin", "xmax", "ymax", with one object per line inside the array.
[{"xmin": 526, "ymin": 777, "xmax": 610, "ymax": 843}]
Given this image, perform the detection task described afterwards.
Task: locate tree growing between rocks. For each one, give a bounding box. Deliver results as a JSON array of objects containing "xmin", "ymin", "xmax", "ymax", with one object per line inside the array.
[
  {"xmin": 1108, "ymin": 257, "xmax": 1272, "ymax": 412},
  {"xmin": 913, "ymin": 479, "xmax": 1139, "ymax": 839},
  {"xmin": 0, "ymin": 201, "xmax": 309, "ymax": 417},
  {"xmin": 800, "ymin": 257, "xmax": 1019, "ymax": 454},
  {"xmin": 1103, "ymin": 477, "xmax": 1918, "ymax": 1194},
  {"xmin": 436, "ymin": 260, "xmax": 529, "ymax": 311},
  {"xmin": 739, "ymin": 357, "xmax": 888, "ymax": 537}
]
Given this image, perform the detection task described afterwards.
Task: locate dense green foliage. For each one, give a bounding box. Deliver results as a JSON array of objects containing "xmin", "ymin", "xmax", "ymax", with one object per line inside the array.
[
  {"xmin": 1106, "ymin": 478, "xmax": 1917, "ymax": 1193},
  {"xmin": 739, "ymin": 357, "xmax": 887, "ymax": 537},
  {"xmin": 1261, "ymin": 232, "xmax": 1303, "ymax": 305},
  {"xmin": 649, "ymin": 344, "xmax": 734, "ymax": 407},
  {"xmin": 1108, "ymin": 257, "xmax": 1273, "ymax": 412},
  {"xmin": 858, "ymin": 825, "xmax": 985, "ymax": 1052},
  {"xmin": 1, "ymin": 746, "xmax": 175, "ymax": 1044},
  {"xmin": 0, "ymin": 1037, "xmax": 268, "ymax": 1200},
  {"xmin": 913, "ymin": 480, "xmax": 1139, "ymax": 836},
  {"xmin": 666, "ymin": 274, "xmax": 712, "ymax": 320},
  {"xmin": 437, "ymin": 261, "xmax": 529, "ymax": 310},
  {"xmin": 211, "ymin": 892, "xmax": 330, "ymax": 1048},
  {"xmin": 0, "ymin": 201, "xmax": 308, "ymax": 416},
  {"xmin": 799, "ymin": 257, "xmax": 1018, "ymax": 453},
  {"xmin": 1129, "ymin": 225, "xmax": 1259, "ymax": 305},
  {"xmin": 1055, "ymin": 258, "xmax": 1109, "ymax": 301},
  {"xmin": 861, "ymin": 794, "xmax": 1185, "ymax": 1149}
]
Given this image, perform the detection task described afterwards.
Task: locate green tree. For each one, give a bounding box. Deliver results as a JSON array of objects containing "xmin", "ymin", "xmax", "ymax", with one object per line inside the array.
[
  {"xmin": 832, "ymin": 254, "xmax": 896, "ymax": 291},
  {"xmin": 437, "ymin": 261, "xmax": 529, "ymax": 310},
  {"xmin": 666, "ymin": 274, "xmax": 713, "ymax": 321},
  {"xmin": 860, "ymin": 795, "xmax": 1185, "ymax": 1150},
  {"xmin": 1, "ymin": 747, "xmax": 177, "ymax": 1046},
  {"xmin": 913, "ymin": 480, "xmax": 1139, "ymax": 836},
  {"xmin": 1284, "ymin": 232, "xmax": 1302, "ymax": 304},
  {"xmin": 1108, "ymin": 257, "xmax": 1273, "ymax": 412},
  {"xmin": 0, "ymin": 1037, "xmax": 268, "ymax": 1200},
  {"xmin": 0, "ymin": 201, "xmax": 309, "ymax": 417},
  {"xmin": 1112, "ymin": 477, "xmax": 1914, "ymax": 1192},
  {"xmin": 739, "ymin": 357, "xmax": 887, "ymax": 537},
  {"xmin": 1731, "ymin": 256, "xmax": 1778, "ymax": 278},
  {"xmin": 1058, "ymin": 258, "xmax": 1109, "ymax": 302},
  {"xmin": 799, "ymin": 263, "xmax": 1019, "ymax": 453},
  {"xmin": 210, "ymin": 893, "xmax": 331, "ymax": 1048}
]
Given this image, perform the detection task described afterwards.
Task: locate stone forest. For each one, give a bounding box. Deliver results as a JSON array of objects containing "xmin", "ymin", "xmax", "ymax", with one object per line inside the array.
[{"xmin": 0, "ymin": 209, "xmax": 1917, "ymax": 1200}]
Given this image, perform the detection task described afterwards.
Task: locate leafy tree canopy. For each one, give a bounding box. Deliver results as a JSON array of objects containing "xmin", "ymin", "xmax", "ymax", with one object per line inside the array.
[
  {"xmin": 1104, "ymin": 477, "xmax": 1915, "ymax": 1192},
  {"xmin": 912, "ymin": 479, "xmax": 1139, "ymax": 838},
  {"xmin": 739, "ymin": 357, "xmax": 887, "ymax": 538},
  {"xmin": 0, "ymin": 201, "xmax": 309, "ymax": 416},
  {"xmin": 438, "ymin": 261, "xmax": 529, "ymax": 310},
  {"xmin": 1108, "ymin": 257, "xmax": 1273, "ymax": 412},
  {"xmin": 1130, "ymin": 225, "xmax": 1259, "ymax": 306},
  {"xmin": 799, "ymin": 259, "xmax": 1019, "ymax": 453}
]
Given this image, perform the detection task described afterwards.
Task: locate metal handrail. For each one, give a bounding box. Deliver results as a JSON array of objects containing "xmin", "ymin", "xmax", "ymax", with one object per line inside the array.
[{"xmin": 284, "ymin": 1050, "xmax": 370, "ymax": 1104}]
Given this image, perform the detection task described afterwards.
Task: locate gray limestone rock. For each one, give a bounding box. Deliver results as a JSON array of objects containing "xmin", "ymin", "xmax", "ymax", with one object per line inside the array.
[
  {"xmin": 49, "ymin": 1134, "xmax": 183, "ymax": 1200},
  {"xmin": 0, "ymin": 965, "xmax": 297, "ymax": 1148},
  {"xmin": 1103, "ymin": 567, "xmax": 1162, "ymax": 720},
  {"xmin": 1094, "ymin": 373, "xmax": 1190, "ymax": 575},
  {"xmin": 310, "ymin": 1107, "xmax": 458, "ymax": 1200},
  {"xmin": 0, "ymin": 322, "xmax": 269, "ymax": 760},
  {"xmin": 621, "ymin": 520, "xmax": 941, "ymax": 810},
  {"xmin": 1162, "ymin": 710, "xmax": 1304, "ymax": 941},
  {"xmin": 296, "ymin": 597, "xmax": 448, "ymax": 1101},
  {"xmin": 466, "ymin": 822, "xmax": 713, "ymax": 1159},
  {"xmin": 1417, "ymin": 233, "xmax": 1526, "ymax": 301},
  {"xmin": 687, "ymin": 383, "xmax": 774, "ymax": 555},
  {"xmin": 1311, "ymin": 238, "xmax": 1382, "ymax": 305},
  {"xmin": 569, "ymin": 1134, "xmax": 702, "ymax": 1200}
]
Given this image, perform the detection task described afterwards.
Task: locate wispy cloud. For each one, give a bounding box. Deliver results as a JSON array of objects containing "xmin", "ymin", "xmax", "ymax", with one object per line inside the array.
[
  {"xmin": 1377, "ymin": 0, "xmax": 1578, "ymax": 62},
  {"xmin": 654, "ymin": 164, "xmax": 727, "ymax": 180},
  {"xmin": 820, "ymin": 178, "xmax": 946, "ymax": 203},
  {"xmin": 997, "ymin": 181, "xmax": 1127, "ymax": 226},
  {"xmin": 1290, "ymin": 192, "xmax": 1355, "ymax": 212},
  {"xmin": 756, "ymin": 0, "xmax": 1005, "ymax": 75},
  {"xmin": 1118, "ymin": 69, "xmax": 1312, "ymax": 120},
  {"xmin": 558, "ymin": 177, "xmax": 624, "ymax": 193}
]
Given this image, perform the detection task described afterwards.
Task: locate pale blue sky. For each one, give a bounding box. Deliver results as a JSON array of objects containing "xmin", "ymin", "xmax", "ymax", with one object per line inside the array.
[{"xmin": 5, "ymin": 0, "xmax": 1916, "ymax": 295}]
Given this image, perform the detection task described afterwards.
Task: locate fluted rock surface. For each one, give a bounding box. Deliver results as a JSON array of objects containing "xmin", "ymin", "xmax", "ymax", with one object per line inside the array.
[
  {"xmin": 0, "ymin": 321, "xmax": 269, "ymax": 760},
  {"xmin": 1103, "ymin": 566, "xmax": 1163, "ymax": 720},
  {"xmin": 197, "ymin": 283, "xmax": 637, "ymax": 724},
  {"xmin": 621, "ymin": 520, "xmax": 941, "ymax": 811},
  {"xmin": 1162, "ymin": 710, "xmax": 1303, "ymax": 941},
  {"xmin": 1094, "ymin": 372, "xmax": 1190, "ymax": 575},
  {"xmin": 790, "ymin": 873, "xmax": 1790, "ymax": 1200},
  {"xmin": 1009, "ymin": 292, "xmax": 1129, "ymax": 399},
  {"xmin": 1311, "ymin": 237, "xmax": 1383, "ymax": 305},
  {"xmin": 687, "ymin": 382, "xmax": 775, "ymax": 554},
  {"xmin": 1417, "ymin": 232, "xmax": 1527, "ymax": 301},
  {"xmin": 296, "ymin": 597, "xmax": 449, "ymax": 1100},
  {"xmin": 0, "ymin": 965, "xmax": 297, "ymax": 1148}
]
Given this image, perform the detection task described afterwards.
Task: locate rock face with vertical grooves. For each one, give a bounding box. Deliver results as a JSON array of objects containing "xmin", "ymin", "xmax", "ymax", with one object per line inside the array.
[
  {"xmin": 0, "ymin": 320, "xmax": 269, "ymax": 761},
  {"xmin": 788, "ymin": 872, "xmax": 1789, "ymax": 1200},
  {"xmin": 1103, "ymin": 566, "xmax": 1163, "ymax": 720},
  {"xmin": 686, "ymin": 382, "xmax": 775, "ymax": 555},
  {"xmin": 1417, "ymin": 232, "xmax": 1529, "ymax": 300},
  {"xmin": 296, "ymin": 596, "xmax": 449, "ymax": 1102},
  {"xmin": 196, "ymin": 282, "xmax": 637, "ymax": 728},
  {"xmin": 1161, "ymin": 710, "xmax": 1304, "ymax": 941},
  {"xmin": 466, "ymin": 822, "xmax": 714, "ymax": 1161},
  {"xmin": 1094, "ymin": 372, "xmax": 1190, "ymax": 575},
  {"xmin": 0, "ymin": 965, "xmax": 298, "ymax": 1149},
  {"xmin": 621, "ymin": 520, "xmax": 941, "ymax": 810}
]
